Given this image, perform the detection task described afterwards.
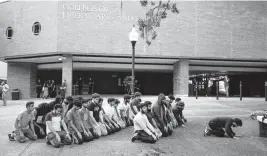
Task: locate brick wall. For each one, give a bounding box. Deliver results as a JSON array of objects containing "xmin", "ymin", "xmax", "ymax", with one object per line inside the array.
[
  {"xmin": 173, "ymin": 59, "xmax": 189, "ymax": 97},
  {"xmin": 7, "ymin": 63, "xmax": 37, "ymax": 99}
]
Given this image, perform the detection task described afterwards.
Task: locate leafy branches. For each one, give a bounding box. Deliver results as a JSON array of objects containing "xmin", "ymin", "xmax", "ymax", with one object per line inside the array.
[{"xmin": 138, "ymin": 0, "xmax": 179, "ymax": 45}]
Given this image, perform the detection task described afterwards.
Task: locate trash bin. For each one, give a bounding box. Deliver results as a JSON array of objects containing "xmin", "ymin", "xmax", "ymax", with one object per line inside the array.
[
  {"xmin": 12, "ymin": 89, "xmax": 20, "ymax": 100},
  {"xmin": 257, "ymin": 116, "xmax": 267, "ymax": 137}
]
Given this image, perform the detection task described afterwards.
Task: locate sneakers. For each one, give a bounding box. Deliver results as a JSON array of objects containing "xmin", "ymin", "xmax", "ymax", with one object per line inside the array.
[
  {"xmin": 46, "ymin": 137, "xmax": 51, "ymax": 145},
  {"xmin": 204, "ymin": 127, "xmax": 211, "ymax": 137},
  {"xmin": 8, "ymin": 134, "xmax": 15, "ymax": 141},
  {"xmin": 131, "ymin": 133, "xmax": 138, "ymax": 142}
]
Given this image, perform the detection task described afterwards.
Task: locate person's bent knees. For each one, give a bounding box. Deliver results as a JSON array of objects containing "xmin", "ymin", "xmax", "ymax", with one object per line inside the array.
[
  {"xmin": 72, "ymin": 133, "xmax": 84, "ymax": 144},
  {"xmin": 81, "ymin": 132, "xmax": 91, "ymax": 142},
  {"xmin": 17, "ymin": 136, "xmax": 27, "ymax": 143}
]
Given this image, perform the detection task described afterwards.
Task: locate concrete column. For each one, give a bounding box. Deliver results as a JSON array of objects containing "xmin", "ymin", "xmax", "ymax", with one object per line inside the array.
[
  {"xmin": 173, "ymin": 59, "xmax": 189, "ymax": 97},
  {"xmin": 7, "ymin": 63, "xmax": 37, "ymax": 99},
  {"xmin": 62, "ymin": 55, "xmax": 73, "ymax": 97}
]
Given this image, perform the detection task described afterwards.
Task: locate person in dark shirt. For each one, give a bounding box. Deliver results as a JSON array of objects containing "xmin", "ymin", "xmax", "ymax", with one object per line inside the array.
[
  {"xmin": 77, "ymin": 77, "xmax": 83, "ymax": 95},
  {"xmin": 87, "ymin": 93, "xmax": 103, "ymax": 137},
  {"xmin": 204, "ymin": 117, "xmax": 242, "ymax": 138},
  {"xmin": 36, "ymin": 79, "xmax": 42, "ymax": 98},
  {"xmin": 172, "ymin": 98, "xmax": 186, "ymax": 127},
  {"xmin": 32, "ymin": 96, "xmax": 62, "ymax": 139},
  {"xmin": 152, "ymin": 93, "xmax": 170, "ymax": 137},
  {"xmin": 145, "ymin": 101, "xmax": 162, "ymax": 138}
]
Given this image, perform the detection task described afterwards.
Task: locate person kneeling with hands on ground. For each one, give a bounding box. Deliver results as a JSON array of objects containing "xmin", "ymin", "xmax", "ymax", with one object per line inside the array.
[
  {"xmin": 204, "ymin": 117, "xmax": 242, "ymax": 139},
  {"xmin": 45, "ymin": 104, "xmax": 72, "ymax": 148}
]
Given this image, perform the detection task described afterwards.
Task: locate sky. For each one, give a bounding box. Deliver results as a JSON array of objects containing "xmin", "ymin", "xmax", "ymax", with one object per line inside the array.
[{"xmin": 0, "ymin": 61, "xmax": 7, "ymax": 78}]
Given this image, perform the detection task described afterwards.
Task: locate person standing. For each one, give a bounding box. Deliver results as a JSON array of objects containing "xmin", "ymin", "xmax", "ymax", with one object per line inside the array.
[
  {"xmin": 224, "ymin": 76, "xmax": 230, "ymax": 97},
  {"xmin": 206, "ymin": 78, "xmax": 213, "ymax": 97},
  {"xmin": 2, "ymin": 81, "xmax": 9, "ymax": 106},
  {"xmin": 88, "ymin": 78, "xmax": 94, "ymax": 95},
  {"xmin": 51, "ymin": 80, "xmax": 56, "ymax": 98},
  {"xmin": 36, "ymin": 79, "xmax": 42, "ymax": 98},
  {"xmin": 43, "ymin": 81, "xmax": 49, "ymax": 99},
  {"xmin": 60, "ymin": 80, "xmax": 67, "ymax": 100},
  {"xmin": 77, "ymin": 77, "xmax": 83, "ymax": 95}
]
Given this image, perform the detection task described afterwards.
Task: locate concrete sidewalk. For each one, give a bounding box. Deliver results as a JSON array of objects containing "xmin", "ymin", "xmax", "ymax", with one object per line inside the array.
[{"xmin": 0, "ymin": 97, "xmax": 267, "ymax": 156}]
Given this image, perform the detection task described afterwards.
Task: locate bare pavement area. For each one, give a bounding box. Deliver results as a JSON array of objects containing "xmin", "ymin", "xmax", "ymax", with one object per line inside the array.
[{"xmin": 1, "ymin": 96, "xmax": 267, "ymax": 156}]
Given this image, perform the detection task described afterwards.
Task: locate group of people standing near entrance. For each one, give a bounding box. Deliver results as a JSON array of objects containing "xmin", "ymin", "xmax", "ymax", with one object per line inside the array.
[
  {"xmin": 36, "ymin": 79, "xmax": 57, "ymax": 99},
  {"xmin": 7, "ymin": 92, "xmax": 188, "ymax": 147}
]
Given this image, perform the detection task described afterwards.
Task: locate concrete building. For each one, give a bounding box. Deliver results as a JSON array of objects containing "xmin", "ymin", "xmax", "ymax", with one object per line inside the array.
[{"xmin": 0, "ymin": 1, "xmax": 267, "ymax": 99}]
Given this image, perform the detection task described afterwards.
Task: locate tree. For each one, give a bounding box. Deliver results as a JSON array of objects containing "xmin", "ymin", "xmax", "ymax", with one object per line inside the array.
[{"xmin": 138, "ymin": 0, "xmax": 179, "ymax": 45}]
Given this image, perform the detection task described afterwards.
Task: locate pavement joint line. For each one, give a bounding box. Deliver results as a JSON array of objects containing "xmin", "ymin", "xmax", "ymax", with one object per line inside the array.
[{"xmin": 18, "ymin": 141, "xmax": 33, "ymax": 156}]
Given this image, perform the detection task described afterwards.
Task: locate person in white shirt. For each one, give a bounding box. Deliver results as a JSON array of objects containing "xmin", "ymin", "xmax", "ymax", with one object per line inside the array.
[
  {"xmin": 131, "ymin": 102, "xmax": 158, "ymax": 143},
  {"xmin": 102, "ymin": 98, "xmax": 121, "ymax": 131},
  {"xmin": 118, "ymin": 94, "xmax": 131, "ymax": 127},
  {"xmin": 2, "ymin": 81, "xmax": 9, "ymax": 106},
  {"xmin": 113, "ymin": 99, "xmax": 126, "ymax": 129}
]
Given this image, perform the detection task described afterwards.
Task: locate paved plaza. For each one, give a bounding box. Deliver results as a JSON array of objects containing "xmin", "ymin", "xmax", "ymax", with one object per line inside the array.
[{"xmin": 1, "ymin": 96, "xmax": 267, "ymax": 156}]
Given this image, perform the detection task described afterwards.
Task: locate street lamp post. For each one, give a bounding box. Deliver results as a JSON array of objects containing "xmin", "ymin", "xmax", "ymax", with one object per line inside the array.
[{"xmin": 129, "ymin": 25, "xmax": 139, "ymax": 95}]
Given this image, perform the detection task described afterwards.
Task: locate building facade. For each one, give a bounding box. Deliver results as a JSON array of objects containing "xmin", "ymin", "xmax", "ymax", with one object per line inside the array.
[{"xmin": 0, "ymin": 1, "xmax": 267, "ymax": 99}]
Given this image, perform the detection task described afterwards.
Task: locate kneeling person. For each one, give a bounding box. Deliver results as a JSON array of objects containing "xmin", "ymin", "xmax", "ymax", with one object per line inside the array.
[
  {"xmin": 204, "ymin": 117, "xmax": 242, "ymax": 138},
  {"xmin": 67, "ymin": 99, "xmax": 92, "ymax": 144},
  {"xmin": 10, "ymin": 101, "xmax": 37, "ymax": 143},
  {"xmin": 45, "ymin": 104, "xmax": 72, "ymax": 148},
  {"xmin": 132, "ymin": 103, "xmax": 158, "ymax": 143}
]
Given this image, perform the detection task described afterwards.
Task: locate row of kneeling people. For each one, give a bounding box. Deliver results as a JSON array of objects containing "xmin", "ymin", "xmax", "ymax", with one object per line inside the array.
[{"xmin": 8, "ymin": 92, "xmax": 187, "ymax": 147}]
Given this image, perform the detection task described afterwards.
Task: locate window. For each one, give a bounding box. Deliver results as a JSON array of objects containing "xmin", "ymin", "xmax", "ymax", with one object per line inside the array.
[
  {"xmin": 6, "ymin": 27, "xmax": 13, "ymax": 39},
  {"xmin": 32, "ymin": 22, "xmax": 41, "ymax": 35}
]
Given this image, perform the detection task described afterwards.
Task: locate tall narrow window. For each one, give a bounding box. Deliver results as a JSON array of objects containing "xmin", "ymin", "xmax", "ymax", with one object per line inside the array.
[
  {"xmin": 6, "ymin": 27, "xmax": 13, "ymax": 39},
  {"xmin": 32, "ymin": 22, "xmax": 41, "ymax": 35}
]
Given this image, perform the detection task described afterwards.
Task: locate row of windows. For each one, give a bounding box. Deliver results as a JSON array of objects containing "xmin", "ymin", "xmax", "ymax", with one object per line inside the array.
[{"xmin": 6, "ymin": 22, "xmax": 41, "ymax": 39}]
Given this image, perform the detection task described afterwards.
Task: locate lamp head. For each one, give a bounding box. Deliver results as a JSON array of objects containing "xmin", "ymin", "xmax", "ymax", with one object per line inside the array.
[{"xmin": 129, "ymin": 25, "xmax": 139, "ymax": 42}]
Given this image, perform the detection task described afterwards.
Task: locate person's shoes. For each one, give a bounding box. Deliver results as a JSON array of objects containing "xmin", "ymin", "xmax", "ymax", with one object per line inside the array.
[
  {"xmin": 204, "ymin": 127, "xmax": 211, "ymax": 137},
  {"xmin": 8, "ymin": 134, "xmax": 15, "ymax": 141},
  {"xmin": 46, "ymin": 137, "xmax": 51, "ymax": 145},
  {"xmin": 131, "ymin": 133, "xmax": 138, "ymax": 142},
  {"xmin": 183, "ymin": 118, "xmax": 187, "ymax": 123}
]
